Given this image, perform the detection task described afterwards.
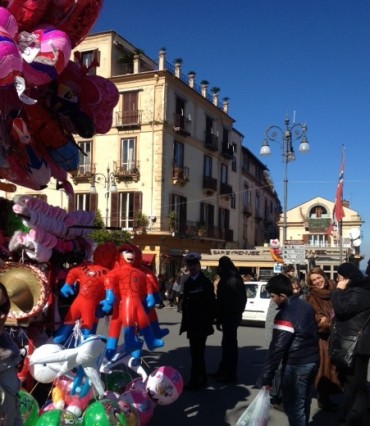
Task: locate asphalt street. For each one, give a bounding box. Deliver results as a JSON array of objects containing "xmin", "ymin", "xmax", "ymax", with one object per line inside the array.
[{"xmin": 136, "ymin": 305, "xmax": 370, "ymax": 426}]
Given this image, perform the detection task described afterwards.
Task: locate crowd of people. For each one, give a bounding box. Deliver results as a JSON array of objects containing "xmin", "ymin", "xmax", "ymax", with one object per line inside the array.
[{"xmin": 166, "ymin": 257, "xmax": 370, "ymax": 426}]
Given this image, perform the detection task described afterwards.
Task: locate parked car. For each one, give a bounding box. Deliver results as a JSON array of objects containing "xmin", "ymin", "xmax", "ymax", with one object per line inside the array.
[{"xmin": 242, "ymin": 281, "xmax": 270, "ymax": 324}]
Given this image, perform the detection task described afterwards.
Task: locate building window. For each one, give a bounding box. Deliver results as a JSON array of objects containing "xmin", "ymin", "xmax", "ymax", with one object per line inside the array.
[
  {"xmin": 309, "ymin": 234, "xmax": 328, "ymax": 247},
  {"xmin": 243, "ymin": 183, "xmax": 250, "ymax": 208},
  {"xmin": 110, "ymin": 191, "xmax": 142, "ymax": 228},
  {"xmin": 204, "ymin": 155, "xmax": 212, "ymax": 177},
  {"xmin": 79, "ymin": 50, "xmax": 98, "ymax": 75},
  {"xmin": 220, "ymin": 163, "xmax": 228, "ymax": 184},
  {"xmin": 200, "ymin": 202, "xmax": 214, "ymax": 228},
  {"xmin": 218, "ymin": 207, "xmax": 230, "ymax": 229},
  {"xmin": 120, "ymin": 138, "xmax": 136, "ymax": 171},
  {"xmin": 78, "ymin": 140, "xmax": 92, "ymax": 174},
  {"xmin": 170, "ymin": 194, "xmax": 187, "ymax": 233},
  {"xmin": 75, "ymin": 193, "xmax": 92, "ymax": 210},
  {"xmin": 173, "ymin": 141, "xmax": 184, "ymax": 168},
  {"xmin": 231, "ymin": 155, "xmax": 237, "ymax": 172},
  {"xmin": 119, "ymin": 91, "xmax": 139, "ymax": 126},
  {"xmin": 231, "ymin": 192, "xmax": 236, "ymax": 209}
]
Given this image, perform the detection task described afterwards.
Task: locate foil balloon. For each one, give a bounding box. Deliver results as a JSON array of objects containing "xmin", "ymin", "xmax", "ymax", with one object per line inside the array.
[
  {"xmin": 18, "ymin": 390, "xmax": 40, "ymax": 426},
  {"xmin": 20, "ymin": 25, "xmax": 71, "ymax": 86},
  {"xmin": 119, "ymin": 389, "xmax": 154, "ymax": 426},
  {"xmin": 3, "ymin": 0, "xmax": 49, "ymax": 32},
  {"xmin": 82, "ymin": 399, "xmax": 127, "ymax": 426},
  {"xmin": 36, "ymin": 409, "xmax": 78, "ymax": 425}
]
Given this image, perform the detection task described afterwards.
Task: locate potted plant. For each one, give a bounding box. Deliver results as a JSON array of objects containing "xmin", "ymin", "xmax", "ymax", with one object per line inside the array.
[
  {"xmin": 134, "ymin": 211, "xmax": 149, "ymax": 232},
  {"xmin": 197, "ymin": 222, "xmax": 206, "ymax": 236},
  {"xmin": 168, "ymin": 210, "xmax": 177, "ymax": 231}
]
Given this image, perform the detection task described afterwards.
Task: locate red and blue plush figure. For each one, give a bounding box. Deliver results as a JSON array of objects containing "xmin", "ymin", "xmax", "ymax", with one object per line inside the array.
[
  {"xmin": 54, "ymin": 242, "xmax": 118, "ymax": 343},
  {"xmin": 100, "ymin": 244, "xmax": 164, "ymax": 360},
  {"xmin": 131, "ymin": 245, "xmax": 169, "ymax": 340}
]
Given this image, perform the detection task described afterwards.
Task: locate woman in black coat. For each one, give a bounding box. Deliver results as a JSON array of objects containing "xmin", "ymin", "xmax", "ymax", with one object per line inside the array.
[{"xmin": 331, "ymin": 262, "xmax": 370, "ymax": 426}]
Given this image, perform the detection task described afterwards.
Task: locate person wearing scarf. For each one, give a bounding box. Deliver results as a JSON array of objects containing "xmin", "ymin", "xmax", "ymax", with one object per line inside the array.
[{"xmin": 306, "ymin": 267, "xmax": 342, "ymax": 411}]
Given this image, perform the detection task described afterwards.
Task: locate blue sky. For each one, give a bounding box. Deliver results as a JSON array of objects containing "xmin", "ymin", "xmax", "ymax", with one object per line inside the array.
[{"xmin": 93, "ymin": 1, "xmax": 370, "ymax": 268}]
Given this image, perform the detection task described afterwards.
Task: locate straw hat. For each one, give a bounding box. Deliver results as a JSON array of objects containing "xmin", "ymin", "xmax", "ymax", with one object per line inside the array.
[{"xmin": 0, "ymin": 262, "xmax": 49, "ymax": 320}]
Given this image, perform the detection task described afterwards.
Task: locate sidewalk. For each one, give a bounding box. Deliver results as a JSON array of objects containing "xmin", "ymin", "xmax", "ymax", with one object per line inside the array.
[{"xmin": 141, "ymin": 306, "xmax": 365, "ymax": 425}]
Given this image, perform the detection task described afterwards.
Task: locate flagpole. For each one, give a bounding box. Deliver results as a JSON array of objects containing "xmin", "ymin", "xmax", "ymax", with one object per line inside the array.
[{"xmin": 339, "ymin": 219, "xmax": 343, "ymax": 264}]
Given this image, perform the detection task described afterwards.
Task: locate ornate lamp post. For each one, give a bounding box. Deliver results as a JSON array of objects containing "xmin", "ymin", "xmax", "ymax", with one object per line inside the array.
[
  {"xmin": 260, "ymin": 117, "xmax": 310, "ymax": 243},
  {"xmin": 90, "ymin": 166, "xmax": 117, "ymax": 227}
]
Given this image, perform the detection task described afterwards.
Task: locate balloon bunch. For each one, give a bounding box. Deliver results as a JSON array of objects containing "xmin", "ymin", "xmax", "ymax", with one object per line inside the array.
[
  {"xmin": 9, "ymin": 194, "xmax": 95, "ymax": 263},
  {"xmin": 0, "ymin": 0, "xmax": 119, "ymax": 193}
]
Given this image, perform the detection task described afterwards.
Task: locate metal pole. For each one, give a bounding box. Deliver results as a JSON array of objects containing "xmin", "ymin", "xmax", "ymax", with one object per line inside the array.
[
  {"xmin": 105, "ymin": 167, "xmax": 110, "ymax": 227},
  {"xmin": 283, "ymin": 143, "xmax": 288, "ymax": 244}
]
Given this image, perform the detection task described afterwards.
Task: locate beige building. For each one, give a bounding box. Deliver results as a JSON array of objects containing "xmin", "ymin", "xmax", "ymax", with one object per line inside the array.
[{"xmin": 0, "ymin": 30, "xmax": 281, "ymax": 278}]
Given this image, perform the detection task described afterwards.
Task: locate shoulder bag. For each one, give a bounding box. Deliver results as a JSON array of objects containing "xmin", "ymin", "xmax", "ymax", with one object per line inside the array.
[{"xmin": 329, "ymin": 313, "xmax": 370, "ymax": 369}]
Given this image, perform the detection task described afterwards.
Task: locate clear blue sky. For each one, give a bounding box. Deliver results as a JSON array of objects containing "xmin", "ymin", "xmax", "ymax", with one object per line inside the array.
[{"xmin": 93, "ymin": 0, "xmax": 370, "ymax": 268}]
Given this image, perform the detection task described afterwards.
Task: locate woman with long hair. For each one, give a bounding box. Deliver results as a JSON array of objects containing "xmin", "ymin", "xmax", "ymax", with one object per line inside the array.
[{"xmin": 306, "ymin": 267, "xmax": 342, "ymax": 410}]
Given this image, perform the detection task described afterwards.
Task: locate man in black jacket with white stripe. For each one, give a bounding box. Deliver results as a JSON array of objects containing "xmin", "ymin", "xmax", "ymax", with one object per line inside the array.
[{"xmin": 259, "ymin": 274, "xmax": 319, "ymax": 426}]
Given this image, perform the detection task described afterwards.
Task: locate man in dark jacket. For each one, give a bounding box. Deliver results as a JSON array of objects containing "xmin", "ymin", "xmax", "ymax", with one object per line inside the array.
[
  {"xmin": 259, "ymin": 274, "xmax": 319, "ymax": 426},
  {"xmin": 331, "ymin": 262, "xmax": 370, "ymax": 426},
  {"xmin": 179, "ymin": 252, "xmax": 216, "ymax": 390},
  {"xmin": 210, "ymin": 256, "xmax": 246, "ymax": 384}
]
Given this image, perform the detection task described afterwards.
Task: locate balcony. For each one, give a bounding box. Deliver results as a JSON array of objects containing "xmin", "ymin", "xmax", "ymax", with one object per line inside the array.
[
  {"xmin": 113, "ymin": 161, "xmax": 140, "ymax": 182},
  {"xmin": 220, "ymin": 182, "xmax": 233, "ymax": 197},
  {"xmin": 115, "ymin": 110, "xmax": 142, "ymax": 129},
  {"xmin": 72, "ymin": 164, "xmax": 94, "ymax": 184},
  {"xmin": 173, "ymin": 114, "xmax": 191, "ymax": 137},
  {"xmin": 204, "ymin": 133, "xmax": 218, "ymax": 151},
  {"xmin": 172, "ymin": 166, "xmax": 189, "ymax": 185},
  {"xmin": 242, "ymin": 206, "xmax": 252, "ymax": 217},
  {"xmin": 202, "ymin": 175, "xmax": 217, "ymax": 193},
  {"xmin": 221, "ymin": 142, "xmax": 234, "ymax": 159}
]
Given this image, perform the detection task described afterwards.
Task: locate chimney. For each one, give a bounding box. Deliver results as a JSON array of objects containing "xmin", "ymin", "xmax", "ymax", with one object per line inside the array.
[
  {"xmin": 201, "ymin": 80, "xmax": 209, "ymax": 97},
  {"xmin": 133, "ymin": 54, "xmax": 140, "ymax": 74},
  {"xmin": 223, "ymin": 98, "xmax": 230, "ymax": 114},
  {"xmin": 188, "ymin": 71, "xmax": 196, "ymax": 88},
  {"xmin": 158, "ymin": 48, "xmax": 166, "ymax": 71}
]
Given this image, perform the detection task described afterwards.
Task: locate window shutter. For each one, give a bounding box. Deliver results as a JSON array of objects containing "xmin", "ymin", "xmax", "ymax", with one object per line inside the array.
[
  {"xmin": 90, "ymin": 194, "xmax": 97, "ymax": 212},
  {"xmin": 110, "ymin": 192, "xmax": 119, "ymax": 227},
  {"xmin": 68, "ymin": 195, "xmax": 75, "ymax": 212},
  {"xmin": 133, "ymin": 192, "xmax": 142, "ymax": 212}
]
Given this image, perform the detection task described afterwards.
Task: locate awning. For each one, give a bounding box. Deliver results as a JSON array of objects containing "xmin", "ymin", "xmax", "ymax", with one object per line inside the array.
[{"xmin": 142, "ymin": 254, "xmax": 156, "ymax": 266}]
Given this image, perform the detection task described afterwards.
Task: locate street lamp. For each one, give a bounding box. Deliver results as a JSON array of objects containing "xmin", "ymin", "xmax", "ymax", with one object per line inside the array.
[
  {"xmin": 260, "ymin": 117, "xmax": 310, "ymax": 243},
  {"xmin": 90, "ymin": 166, "xmax": 117, "ymax": 227}
]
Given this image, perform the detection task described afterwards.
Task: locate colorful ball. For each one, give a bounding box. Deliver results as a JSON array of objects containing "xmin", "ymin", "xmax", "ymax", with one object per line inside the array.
[
  {"xmin": 103, "ymin": 370, "xmax": 132, "ymax": 393},
  {"xmin": 18, "ymin": 390, "xmax": 39, "ymax": 425},
  {"xmin": 82, "ymin": 399, "xmax": 126, "ymax": 426},
  {"xmin": 145, "ymin": 366, "xmax": 183, "ymax": 405},
  {"xmin": 117, "ymin": 399, "xmax": 140, "ymax": 426},
  {"xmin": 119, "ymin": 389, "xmax": 154, "ymax": 426},
  {"xmin": 28, "ymin": 343, "xmax": 64, "ymax": 383},
  {"xmin": 35, "ymin": 409, "xmax": 78, "ymax": 425}
]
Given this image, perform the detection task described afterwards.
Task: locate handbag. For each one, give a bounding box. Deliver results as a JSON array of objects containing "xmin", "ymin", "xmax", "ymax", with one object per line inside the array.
[
  {"xmin": 236, "ymin": 387, "xmax": 270, "ymax": 426},
  {"xmin": 329, "ymin": 314, "xmax": 370, "ymax": 369}
]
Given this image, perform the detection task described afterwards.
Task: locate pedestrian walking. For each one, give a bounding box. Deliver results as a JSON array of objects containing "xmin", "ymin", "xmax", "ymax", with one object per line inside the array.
[
  {"xmin": 259, "ymin": 273, "xmax": 320, "ymax": 426},
  {"xmin": 179, "ymin": 252, "xmax": 216, "ymax": 391},
  {"xmin": 210, "ymin": 256, "xmax": 246, "ymax": 384},
  {"xmin": 331, "ymin": 262, "xmax": 370, "ymax": 426}
]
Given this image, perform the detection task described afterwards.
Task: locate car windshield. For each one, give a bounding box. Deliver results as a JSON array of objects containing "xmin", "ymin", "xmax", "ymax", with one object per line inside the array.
[{"xmin": 245, "ymin": 283, "xmax": 270, "ymax": 299}]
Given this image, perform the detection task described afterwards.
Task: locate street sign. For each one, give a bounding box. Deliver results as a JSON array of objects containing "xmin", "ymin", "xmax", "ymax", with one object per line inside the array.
[{"xmin": 282, "ymin": 244, "xmax": 306, "ymax": 264}]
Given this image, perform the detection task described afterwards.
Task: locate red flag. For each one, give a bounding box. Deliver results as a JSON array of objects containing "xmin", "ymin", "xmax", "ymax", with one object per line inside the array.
[{"xmin": 333, "ymin": 146, "xmax": 345, "ymax": 223}]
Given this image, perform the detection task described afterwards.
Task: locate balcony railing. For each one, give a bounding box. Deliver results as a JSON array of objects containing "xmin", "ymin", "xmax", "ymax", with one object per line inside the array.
[
  {"xmin": 115, "ymin": 110, "xmax": 142, "ymax": 128},
  {"xmin": 204, "ymin": 133, "xmax": 218, "ymax": 151},
  {"xmin": 243, "ymin": 206, "xmax": 252, "ymax": 217},
  {"xmin": 72, "ymin": 163, "xmax": 94, "ymax": 184},
  {"xmin": 220, "ymin": 182, "xmax": 233, "ymax": 196},
  {"xmin": 173, "ymin": 114, "xmax": 191, "ymax": 136},
  {"xmin": 202, "ymin": 175, "xmax": 217, "ymax": 192},
  {"xmin": 221, "ymin": 142, "xmax": 234, "ymax": 159},
  {"xmin": 113, "ymin": 161, "xmax": 140, "ymax": 182}
]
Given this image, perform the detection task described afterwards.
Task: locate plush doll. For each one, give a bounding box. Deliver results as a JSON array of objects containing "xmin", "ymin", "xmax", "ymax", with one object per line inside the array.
[
  {"xmin": 53, "ymin": 242, "xmax": 118, "ymax": 344},
  {"xmin": 269, "ymin": 238, "xmax": 284, "ymax": 264},
  {"xmin": 100, "ymin": 244, "xmax": 164, "ymax": 360},
  {"xmin": 131, "ymin": 245, "xmax": 169, "ymax": 340}
]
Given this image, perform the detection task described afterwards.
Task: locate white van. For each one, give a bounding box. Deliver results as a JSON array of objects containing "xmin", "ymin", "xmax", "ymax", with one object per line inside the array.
[{"xmin": 242, "ymin": 281, "xmax": 270, "ymax": 323}]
